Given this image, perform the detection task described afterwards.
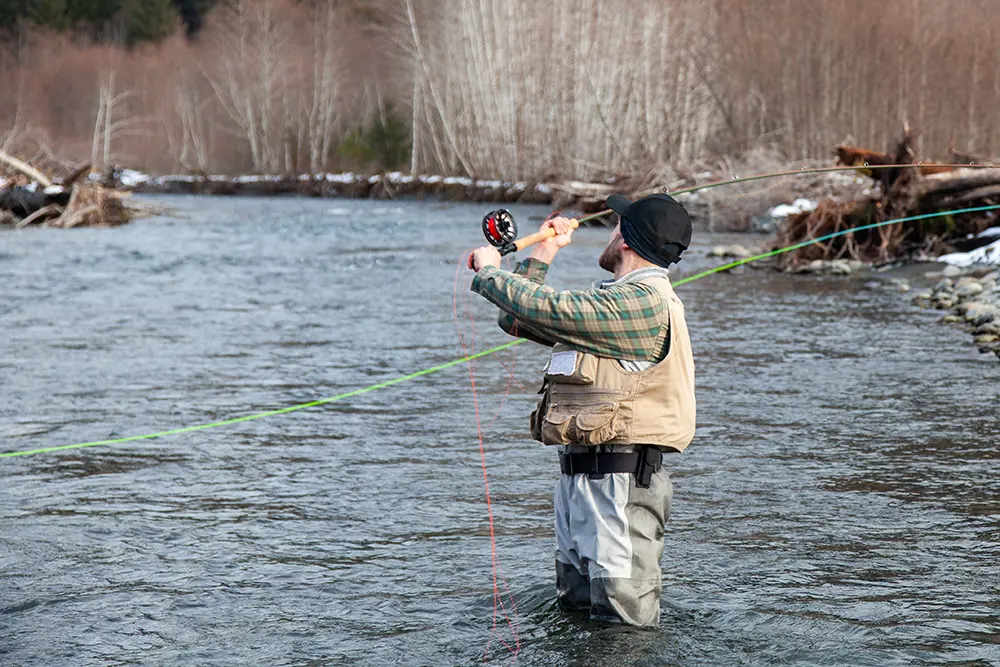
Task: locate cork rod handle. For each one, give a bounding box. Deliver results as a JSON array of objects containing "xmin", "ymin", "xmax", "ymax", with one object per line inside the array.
[{"xmin": 513, "ymin": 217, "xmax": 581, "ymax": 252}]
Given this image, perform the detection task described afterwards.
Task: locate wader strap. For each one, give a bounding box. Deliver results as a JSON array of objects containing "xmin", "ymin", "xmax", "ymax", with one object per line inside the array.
[{"xmin": 558, "ymin": 446, "xmax": 663, "ymax": 488}]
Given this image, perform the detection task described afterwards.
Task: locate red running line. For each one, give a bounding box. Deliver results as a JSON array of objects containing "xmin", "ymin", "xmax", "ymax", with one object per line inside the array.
[{"xmin": 453, "ymin": 251, "xmax": 521, "ymax": 661}]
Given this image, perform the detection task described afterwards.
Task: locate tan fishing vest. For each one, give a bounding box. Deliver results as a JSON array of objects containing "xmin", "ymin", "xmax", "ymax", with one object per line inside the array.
[{"xmin": 529, "ymin": 274, "xmax": 696, "ymax": 452}]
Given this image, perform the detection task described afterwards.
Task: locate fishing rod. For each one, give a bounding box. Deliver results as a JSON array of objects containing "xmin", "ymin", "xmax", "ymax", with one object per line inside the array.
[{"xmin": 480, "ymin": 162, "xmax": 1000, "ymax": 255}]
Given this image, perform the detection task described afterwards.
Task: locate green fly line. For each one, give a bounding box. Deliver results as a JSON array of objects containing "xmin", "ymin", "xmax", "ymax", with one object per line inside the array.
[{"xmin": 3, "ymin": 201, "xmax": 998, "ymax": 459}]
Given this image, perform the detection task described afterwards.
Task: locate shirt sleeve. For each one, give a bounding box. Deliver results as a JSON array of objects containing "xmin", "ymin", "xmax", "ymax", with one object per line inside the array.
[
  {"xmin": 496, "ymin": 259, "xmax": 558, "ymax": 346},
  {"xmin": 472, "ymin": 262, "xmax": 669, "ymax": 362}
]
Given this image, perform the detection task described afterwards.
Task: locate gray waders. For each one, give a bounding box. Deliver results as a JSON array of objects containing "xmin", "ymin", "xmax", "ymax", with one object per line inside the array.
[{"xmin": 554, "ymin": 443, "xmax": 672, "ymax": 627}]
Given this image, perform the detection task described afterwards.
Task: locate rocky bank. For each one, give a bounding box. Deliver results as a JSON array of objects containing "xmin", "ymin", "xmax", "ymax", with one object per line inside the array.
[{"xmin": 912, "ymin": 265, "xmax": 1000, "ymax": 362}]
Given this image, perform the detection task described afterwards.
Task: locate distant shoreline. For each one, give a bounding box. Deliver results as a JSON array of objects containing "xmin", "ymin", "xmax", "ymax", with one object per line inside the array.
[
  {"xmin": 101, "ymin": 167, "xmax": 849, "ymax": 233},
  {"xmin": 113, "ymin": 170, "xmax": 580, "ymax": 208}
]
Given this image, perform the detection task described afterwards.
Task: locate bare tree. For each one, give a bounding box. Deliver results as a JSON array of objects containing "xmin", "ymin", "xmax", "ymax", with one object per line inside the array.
[
  {"xmin": 91, "ymin": 69, "xmax": 148, "ymax": 169},
  {"xmin": 202, "ymin": 0, "xmax": 294, "ymax": 172}
]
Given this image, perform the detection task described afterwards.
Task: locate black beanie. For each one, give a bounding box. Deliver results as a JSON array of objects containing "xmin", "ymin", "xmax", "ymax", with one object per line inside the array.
[{"xmin": 606, "ymin": 193, "xmax": 693, "ymax": 267}]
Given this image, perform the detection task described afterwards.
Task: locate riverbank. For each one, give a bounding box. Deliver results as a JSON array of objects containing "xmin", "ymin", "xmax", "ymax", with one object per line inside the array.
[
  {"xmin": 910, "ymin": 260, "xmax": 1000, "ymax": 362},
  {"xmin": 98, "ymin": 158, "xmax": 870, "ymax": 233},
  {"xmin": 2, "ymin": 145, "xmax": 872, "ymax": 232}
]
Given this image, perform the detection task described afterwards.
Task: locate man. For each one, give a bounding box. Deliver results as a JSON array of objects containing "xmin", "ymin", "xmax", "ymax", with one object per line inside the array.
[{"xmin": 468, "ymin": 193, "xmax": 696, "ymax": 628}]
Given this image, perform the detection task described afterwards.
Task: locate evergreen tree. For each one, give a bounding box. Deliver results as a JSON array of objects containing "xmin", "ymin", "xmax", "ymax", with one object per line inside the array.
[
  {"xmin": 26, "ymin": 0, "xmax": 71, "ymax": 30},
  {"xmin": 171, "ymin": 0, "xmax": 214, "ymax": 36},
  {"xmin": 67, "ymin": 0, "xmax": 121, "ymax": 25},
  {"xmin": 0, "ymin": 0, "xmax": 19, "ymax": 29},
  {"xmin": 122, "ymin": 0, "xmax": 179, "ymax": 44}
]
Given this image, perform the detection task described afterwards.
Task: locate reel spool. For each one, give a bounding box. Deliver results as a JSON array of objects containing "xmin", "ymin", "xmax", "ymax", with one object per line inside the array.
[{"xmin": 482, "ymin": 209, "xmax": 518, "ymax": 256}]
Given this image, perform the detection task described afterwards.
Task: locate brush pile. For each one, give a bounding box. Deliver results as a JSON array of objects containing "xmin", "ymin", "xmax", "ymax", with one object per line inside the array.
[
  {"xmin": 774, "ymin": 128, "xmax": 1000, "ymax": 268},
  {"xmin": 0, "ymin": 151, "xmax": 139, "ymax": 229}
]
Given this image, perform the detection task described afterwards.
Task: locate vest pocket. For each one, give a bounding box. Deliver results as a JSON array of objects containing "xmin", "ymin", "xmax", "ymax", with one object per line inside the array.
[
  {"xmin": 540, "ymin": 402, "xmax": 621, "ymax": 446},
  {"xmin": 529, "ymin": 406, "xmax": 542, "ymax": 441},
  {"xmin": 544, "ymin": 349, "xmax": 598, "ymax": 385}
]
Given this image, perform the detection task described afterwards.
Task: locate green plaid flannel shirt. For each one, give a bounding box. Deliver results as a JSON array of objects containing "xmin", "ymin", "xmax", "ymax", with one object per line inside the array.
[{"xmin": 470, "ymin": 258, "xmax": 671, "ymax": 362}]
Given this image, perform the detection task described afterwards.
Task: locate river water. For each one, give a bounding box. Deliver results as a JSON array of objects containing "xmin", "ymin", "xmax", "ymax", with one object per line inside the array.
[{"xmin": 1, "ymin": 196, "xmax": 999, "ymax": 666}]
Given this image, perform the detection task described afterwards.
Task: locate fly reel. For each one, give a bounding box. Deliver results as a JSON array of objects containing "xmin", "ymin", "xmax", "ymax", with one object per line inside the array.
[{"xmin": 481, "ymin": 209, "xmax": 518, "ymax": 256}]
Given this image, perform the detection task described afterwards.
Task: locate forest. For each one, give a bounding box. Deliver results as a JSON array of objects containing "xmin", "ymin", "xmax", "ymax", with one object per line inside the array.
[{"xmin": 2, "ymin": 0, "xmax": 999, "ymax": 180}]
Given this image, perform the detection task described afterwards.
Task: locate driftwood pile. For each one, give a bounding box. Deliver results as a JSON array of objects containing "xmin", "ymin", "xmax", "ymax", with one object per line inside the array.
[
  {"xmin": 774, "ymin": 130, "xmax": 1000, "ymax": 267},
  {"xmin": 0, "ymin": 151, "xmax": 137, "ymax": 229}
]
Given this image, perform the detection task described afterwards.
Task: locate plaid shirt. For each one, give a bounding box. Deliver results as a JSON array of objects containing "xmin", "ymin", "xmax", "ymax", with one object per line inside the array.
[{"xmin": 470, "ymin": 258, "xmax": 671, "ymax": 362}]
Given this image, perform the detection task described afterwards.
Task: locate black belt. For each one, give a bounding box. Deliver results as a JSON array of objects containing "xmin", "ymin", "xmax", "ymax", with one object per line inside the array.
[{"xmin": 558, "ymin": 446, "xmax": 663, "ymax": 488}]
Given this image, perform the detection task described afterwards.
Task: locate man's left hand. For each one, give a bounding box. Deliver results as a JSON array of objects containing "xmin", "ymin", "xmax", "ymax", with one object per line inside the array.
[{"xmin": 469, "ymin": 246, "xmax": 501, "ymax": 272}]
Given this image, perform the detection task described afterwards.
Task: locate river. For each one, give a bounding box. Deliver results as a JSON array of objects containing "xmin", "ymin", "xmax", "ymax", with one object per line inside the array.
[{"xmin": 2, "ymin": 196, "xmax": 999, "ymax": 666}]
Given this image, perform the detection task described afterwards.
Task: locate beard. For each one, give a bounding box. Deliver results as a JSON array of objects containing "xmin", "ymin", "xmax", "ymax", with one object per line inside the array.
[{"xmin": 598, "ymin": 235, "xmax": 623, "ymax": 273}]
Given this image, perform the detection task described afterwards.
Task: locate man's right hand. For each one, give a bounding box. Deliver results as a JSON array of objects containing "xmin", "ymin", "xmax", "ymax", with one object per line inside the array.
[
  {"xmin": 539, "ymin": 216, "xmax": 576, "ymax": 249},
  {"xmin": 527, "ymin": 216, "xmax": 576, "ymax": 264}
]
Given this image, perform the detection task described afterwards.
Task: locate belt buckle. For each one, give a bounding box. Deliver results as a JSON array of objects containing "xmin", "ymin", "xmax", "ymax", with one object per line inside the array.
[
  {"xmin": 588, "ymin": 447, "xmax": 604, "ymax": 481},
  {"xmin": 559, "ymin": 451, "xmax": 574, "ymax": 475}
]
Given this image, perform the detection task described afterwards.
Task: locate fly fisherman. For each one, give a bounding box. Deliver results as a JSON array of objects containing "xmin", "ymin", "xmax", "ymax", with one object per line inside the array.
[{"xmin": 468, "ymin": 194, "xmax": 696, "ymax": 627}]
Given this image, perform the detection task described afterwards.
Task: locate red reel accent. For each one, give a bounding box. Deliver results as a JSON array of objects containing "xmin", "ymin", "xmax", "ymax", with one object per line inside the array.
[
  {"xmin": 487, "ymin": 216, "xmax": 501, "ymax": 244},
  {"xmin": 482, "ymin": 209, "xmax": 517, "ymax": 249}
]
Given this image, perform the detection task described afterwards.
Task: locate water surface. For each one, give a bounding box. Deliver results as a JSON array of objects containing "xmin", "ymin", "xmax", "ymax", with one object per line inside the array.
[{"xmin": 2, "ymin": 196, "xmax": 998, "ymax": 666}]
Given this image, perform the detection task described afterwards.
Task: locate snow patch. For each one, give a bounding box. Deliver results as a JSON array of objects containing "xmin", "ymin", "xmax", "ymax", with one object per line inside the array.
[
  {"xmin": 233, "ymin": 174, "xmax": 284, "ymax": 183},
  {"xmin": 769, "ymin": 198, "xmax": 818, "ymax": 218},
  {"xmin": 937, "ymin": 239, "xmax": 1000, "ymax": 267},
  {"xmin": 117, "ymin": 169, "xmax": 150, "ymax": 187},
  {"xmin": 154, "ymin": 175, "xmax": 198, "ymax": 183},
  {"xmin": 325, "ymin": 172, "xmax": 357, "ymax": 183},
  {"xmin": 978, "ymin": 226, "xmax": 1000, "ymax": 239},
  {"xmin": 384, "ymin": 171, "xmax": 415, "ymax": 184}
]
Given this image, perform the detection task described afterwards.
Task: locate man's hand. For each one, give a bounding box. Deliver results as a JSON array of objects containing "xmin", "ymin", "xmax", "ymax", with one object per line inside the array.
[
  {"xmin": 540, "ymin": 216, "xmax": 575, "ymax": 249},
  {"xmin": 469, "ymin": 245, "xmax": 501, "ymax": 272},
  {"xmin": 528, "ymin": 215, "xmax": 576, "ymax": 264}
]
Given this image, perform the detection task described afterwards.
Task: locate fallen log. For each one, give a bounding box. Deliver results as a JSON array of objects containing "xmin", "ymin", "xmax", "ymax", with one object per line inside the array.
[
  {"xmin": 948, "ymin": 145, "xmax": 998, "ymax": 166},
  {"xmin": 937, "ymin": 184, "xmax": 1000, "ymax": 207},
  {"xmin": 0, "ymin": 186, "xmax": 70, "ymax": 217},
  {"xmin": 1, "ymin": 153, "xmax": 143, "ymax": 229},
  {"xmin": 59, "ymin": 204, "xmax": 100, "ymax": 229},
  {"xmin": 913, "ymin": 167, "xmax": 1000, "ymax": 198},
  {"xmin": 15, "ymin": 204, "xmax": 63, "ymax": 229},
  {"xmin": 0, "ymin": 150, "xmax": 53, "ymax": 187},
  {"xmin": 0, "ymin": 187, "xmax": 48, "ymax": 216},
  {"xmin": 779, "ymin": 129, "xmax": 1000, "ymax": 267}
]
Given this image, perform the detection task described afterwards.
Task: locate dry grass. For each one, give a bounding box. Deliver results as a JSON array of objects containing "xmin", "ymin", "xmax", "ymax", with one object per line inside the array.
[{"xmin": 2, "ymin": 0, "xmax": 1000, "ymax": 181}]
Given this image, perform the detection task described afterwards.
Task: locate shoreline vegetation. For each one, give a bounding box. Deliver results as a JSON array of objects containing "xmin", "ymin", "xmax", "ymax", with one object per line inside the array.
[
  {"xmin": 3, "ymin": 135, "xmax": 1000, "ymax": 261},
  {"xmin": 0, "ymin": 145, "xmax": 876, "ymax": 232}
]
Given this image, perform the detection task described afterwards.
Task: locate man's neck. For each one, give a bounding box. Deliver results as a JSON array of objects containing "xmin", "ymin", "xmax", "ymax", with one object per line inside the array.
[{"xmin": 614, "ymin": 253, "xmax": 659, "ymax": 280}]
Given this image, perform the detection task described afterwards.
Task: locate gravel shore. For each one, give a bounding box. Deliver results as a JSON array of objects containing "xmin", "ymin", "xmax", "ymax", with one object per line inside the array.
[{"xmin": 912, "ymin": 265, "xmax": 1000, "ymax": 363}]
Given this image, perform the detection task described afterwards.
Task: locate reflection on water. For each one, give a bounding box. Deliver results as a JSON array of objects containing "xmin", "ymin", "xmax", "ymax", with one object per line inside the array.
[{"xmin": 2, "ymin": 196, "xmax": 999, "ymax": 666}]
